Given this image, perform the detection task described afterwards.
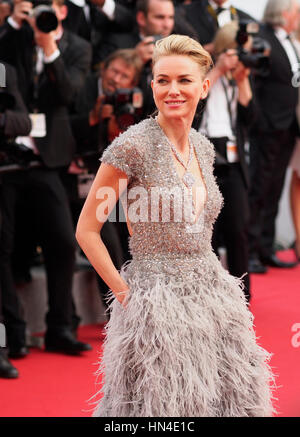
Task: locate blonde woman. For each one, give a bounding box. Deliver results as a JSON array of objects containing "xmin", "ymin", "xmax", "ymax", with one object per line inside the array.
[{"xmin": 76, "ymin": 35, "xmax": 274, "ymax": 417}]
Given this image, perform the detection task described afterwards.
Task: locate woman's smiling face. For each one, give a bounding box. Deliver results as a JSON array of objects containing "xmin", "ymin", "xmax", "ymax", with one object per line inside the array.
[{"xmin": 151, "ymin": 54, "xmax": 209, "ymax": 121}]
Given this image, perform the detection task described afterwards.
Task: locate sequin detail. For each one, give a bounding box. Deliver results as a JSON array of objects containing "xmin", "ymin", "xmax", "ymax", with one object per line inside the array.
[{"xmin": 94, "ymin": 117, "xmax": 275, "ymax": 417}]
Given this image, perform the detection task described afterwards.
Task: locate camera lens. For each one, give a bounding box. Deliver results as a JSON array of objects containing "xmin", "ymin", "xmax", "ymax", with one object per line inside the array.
[{"xmin": 34, "ymin": 6, "xmax": 58, "ymax": 33}]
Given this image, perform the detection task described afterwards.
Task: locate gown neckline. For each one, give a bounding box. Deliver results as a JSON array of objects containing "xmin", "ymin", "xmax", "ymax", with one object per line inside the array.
[{"xmin": 152, "ymin": 117, "xmax": 208, "ymax": 225}]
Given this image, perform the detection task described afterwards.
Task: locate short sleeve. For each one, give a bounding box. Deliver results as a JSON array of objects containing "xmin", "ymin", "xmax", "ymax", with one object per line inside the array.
[
  {"xmin": 192, "ymin": 130, "xmax": 215, "ymax": 167},
  {"xmin": 202, "ymin": 136, "xmax": 216, "ymax": 167},
  {"xmin": 100, "ymin": 132, "xmax": 142, "ymax": 179}
]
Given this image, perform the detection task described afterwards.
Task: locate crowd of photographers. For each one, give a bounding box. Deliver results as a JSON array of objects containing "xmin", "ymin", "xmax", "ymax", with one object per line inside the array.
[{"xmin": 0, "ymin": 0, "xmax": 300, "ymax": 378}]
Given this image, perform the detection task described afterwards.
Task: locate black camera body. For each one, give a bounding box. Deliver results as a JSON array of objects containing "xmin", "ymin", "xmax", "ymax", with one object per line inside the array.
[
  {"xmin": 103, "ymin": 88, "xmax": 144, "ymax": 131},
  {"xmin": 236, "ymin": 20, "xmax": 271, "ymax": 76},
  {"xmin": 0, "ymin": 89, "xmax": 15, "ymax": 113},
  {"xmin": 29, "ymin": 0, "xmax": 58, "ymax": 33}
]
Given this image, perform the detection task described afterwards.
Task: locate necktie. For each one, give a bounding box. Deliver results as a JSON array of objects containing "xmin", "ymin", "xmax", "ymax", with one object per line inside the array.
[{"xmin": 216, "ymin": 6, "xmax": 225, "ymax": 15}]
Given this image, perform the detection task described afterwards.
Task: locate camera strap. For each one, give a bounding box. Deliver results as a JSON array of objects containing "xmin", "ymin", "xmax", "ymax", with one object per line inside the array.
[
  {"xmin": 220, "ymin": 76, "xmax": 237, "ymax": 140},
  {"xmin": 220, "ymin": 77, "xmax": 239, "ymax": 163}
]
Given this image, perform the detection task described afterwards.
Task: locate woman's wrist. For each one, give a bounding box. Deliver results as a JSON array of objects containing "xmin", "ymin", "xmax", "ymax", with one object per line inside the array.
[{"xmin": 114, "ymin": 288, "xmax": 130, "ymax": 301}]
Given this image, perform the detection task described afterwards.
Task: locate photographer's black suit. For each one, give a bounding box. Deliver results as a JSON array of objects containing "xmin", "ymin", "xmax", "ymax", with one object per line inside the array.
[
  {"xmin": 0, "ymin": 21, "xmax": 92, "ymax": 352},
  {"xmin": 0, "ymin": 62, "xmax": 31, "ymax": 339},
  {"xmin": 248, "ymin": 24, "xmax": 299, "ymax": 262},
  {"xmin": 70, "ymin": 72, "xmax": 130, "ymax": 314},
  {"xmin": 94, "ymin": 29, "xmax": 157, "ymax": 117},
  {"xmin": 0, "ymin": 22, "xmax": 91, "ymax": 167},
  {"xmin": 70, "ymin": 72, "xmax": 101, "ymax": 159},
  {"xmin": 63, "ymin": 0, "xmax": 134, "ymax": 40},
  {"xmin": 62, "ymin": 0, "xmax": 135, "ymax": 66},
  {"xmin": 195, "ymin": 99, "xmax": 254, "ymax": 301},
  {"xmin": 180, "ymin": 0, "xmax": 255, "ymax": 45}
]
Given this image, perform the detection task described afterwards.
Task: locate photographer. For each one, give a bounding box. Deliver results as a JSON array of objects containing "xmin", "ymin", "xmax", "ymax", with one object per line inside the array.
[
  {"xmin": 70, "ymin": 48, "xmax": 143, "ymax": 315},
  {"xmin": 62, "ymin": 0, "xmax": 136, "ymax": 67},
  {"xmin": 180, "ymin": 0, "xmax": 255, "ymax": 52},
  {"xmin": 0, "ymin": 62, "xmax": 31, "ymax": 378},
  {"xmin": 0, "ymin": 0, "xmax": 92, "ymax": 356},
  {"xmin": 248, "ymin": 0, "xmax": 300, "ymax": 273},
  {"xmin": 198, "ymin": 21, "xmax": 256, "ymax": 302},
  {"xmin": 71, "ymin": 48, "xmax": 143, "ymax": 157}
]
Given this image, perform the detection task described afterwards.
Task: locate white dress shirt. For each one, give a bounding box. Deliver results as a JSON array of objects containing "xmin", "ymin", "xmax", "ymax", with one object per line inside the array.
[
  {"xmin": 199, "ymin": 76, "xmax": 237, "ymax": 141},
  {"xmin": 67, "ymin": 0, "xmax": 116, "ymax": 20},
  {"xmin": 274, "ymin": 27, "xmax": 300, "ymax": 74},
  {"xmin": 7, "ymin": 17, "xmax": 64, "ymax": 151},
  {"xmin": 209, "ymin": 0, "xmax": 232, "ymax": 27}
]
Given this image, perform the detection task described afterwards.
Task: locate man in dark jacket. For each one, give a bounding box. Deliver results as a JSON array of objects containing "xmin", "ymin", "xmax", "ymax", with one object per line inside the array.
[
  {"xmin": 0, "ymin": 0, "xmax": 92, "ymax": 356},
  {"xmin": 62, "ymin": 0, "xmax": 135, "ymax": 67},
  {"xmin": 180, "ymin": 0, "xmax": 255, "ymax": 50},
  {"xmin": 196, "ymin": 22, "xmax": 255, "ymax": 302},
  {"xmin": 248, "ymin": 0, "xmax": 300, "ymax": 272},
  {"xmin": 0, "ymin": 62, "xmax": 31, "ymax": 378}
]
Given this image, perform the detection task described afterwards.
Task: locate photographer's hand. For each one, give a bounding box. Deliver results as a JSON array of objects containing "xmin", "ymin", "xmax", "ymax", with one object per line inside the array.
[
  {"xmin": 89, "ymin": 95, "xmax": 105, "ymax": 126},
  {"xmin": 232, "ymin": 61, "xmax": 252, "ymax": 107},
  {"xmin": 207, "ymin": 49, "xmax": 239, "ymax": 88},
  {"xmin": 11, "ymin": 0, "xmax": 32, "ymax": 26},
  {"xmin": 89, "ymin": 96, "xmax": 114, "ymax": 126},
  {"xmin": 231, "ymin": 61, "xmax": 250, "ymax": 83},
  {"xmin": 216, "ymin": 49, "xmax": 239, "ymax": 75},
  {"xmin": 33, "ymin": 27, "xmax": 58, "ymax": 57},
  {"xmin": 135, "ymin": 36, "xmax": 155, "ymax": 64},
  {"xmin": 100, "ymin": 103, "xmax": 114, "ymax": 120}
]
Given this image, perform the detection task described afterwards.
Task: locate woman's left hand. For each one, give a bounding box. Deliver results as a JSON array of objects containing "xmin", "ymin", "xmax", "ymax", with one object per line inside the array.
[{"xmin": 116, "ymin": 289, "xmax": 130, "ymax": 308}]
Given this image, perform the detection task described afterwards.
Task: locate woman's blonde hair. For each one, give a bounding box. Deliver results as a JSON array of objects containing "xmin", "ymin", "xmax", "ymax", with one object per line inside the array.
[{"xmin": 152, "ymin": 34, "xmax": 213, "ymax": 77}]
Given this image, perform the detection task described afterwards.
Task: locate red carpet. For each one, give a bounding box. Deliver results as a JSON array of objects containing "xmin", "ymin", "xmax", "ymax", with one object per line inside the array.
[
  {"xmin": 0, "ymin": 250, "xmax": 299, "ymax": 417},
  {"xmin": 249, "ymin": 250, "xmax": 300, "ymax": 417}
]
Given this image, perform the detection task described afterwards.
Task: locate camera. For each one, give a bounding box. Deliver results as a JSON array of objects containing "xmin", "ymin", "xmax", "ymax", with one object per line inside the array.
[
  {"xmin": 28, "ymin": 0, "xmax": 58, "ymax": 33},
  {"xmin": 236, "ymin": 20, "xmax": 271, "ymax": 76},
  {"xmin": 103, "ymin": 88, "xmax": 143, "ymax": 131}
]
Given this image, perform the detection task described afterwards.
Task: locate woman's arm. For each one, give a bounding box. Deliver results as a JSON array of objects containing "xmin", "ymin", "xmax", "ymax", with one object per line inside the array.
[{"xmin": 76, "ymin": 162, "xmax": 130, "ymax": 306}]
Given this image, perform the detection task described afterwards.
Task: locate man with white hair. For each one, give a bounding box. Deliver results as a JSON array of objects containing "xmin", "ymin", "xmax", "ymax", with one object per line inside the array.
[{"xmin": 248, "ymin": 0, "xmax": 300, "ymax": 272}]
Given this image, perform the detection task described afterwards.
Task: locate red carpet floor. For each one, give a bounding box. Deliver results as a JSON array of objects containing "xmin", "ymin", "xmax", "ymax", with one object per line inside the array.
[{"xmin": 0, "ymin": 249, "xmax": 299, "ymax": 417}]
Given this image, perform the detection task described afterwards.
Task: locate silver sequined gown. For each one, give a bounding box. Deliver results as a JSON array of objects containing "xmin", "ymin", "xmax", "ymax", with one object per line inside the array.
[{"xmin": 92, "ymin": 117, "xmax": 274, "ymax": 417}]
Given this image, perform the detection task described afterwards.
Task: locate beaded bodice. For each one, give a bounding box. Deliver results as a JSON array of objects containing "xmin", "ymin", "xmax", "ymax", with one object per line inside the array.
[{"xmin": 100, "ymin": 117, "xmax": 223, "ymax": 257}]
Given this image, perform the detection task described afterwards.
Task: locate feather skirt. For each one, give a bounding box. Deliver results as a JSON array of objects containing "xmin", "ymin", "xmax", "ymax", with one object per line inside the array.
[{"xmin": 91, "ymin": 252, "xmax": 275, "ymax": 417}]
